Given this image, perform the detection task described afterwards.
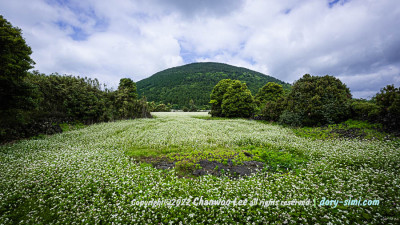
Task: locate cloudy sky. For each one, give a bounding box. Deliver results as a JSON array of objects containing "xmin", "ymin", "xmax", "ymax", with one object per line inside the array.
[{"xmin": 1, "ymin": 0, "xmax": 399, "ymax": 98}]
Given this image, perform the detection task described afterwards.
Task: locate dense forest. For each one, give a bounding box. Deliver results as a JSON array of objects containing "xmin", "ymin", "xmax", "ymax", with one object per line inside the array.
[{"xmin": 137, "ymin": 62, "xmax": 291, "ymax": 109}]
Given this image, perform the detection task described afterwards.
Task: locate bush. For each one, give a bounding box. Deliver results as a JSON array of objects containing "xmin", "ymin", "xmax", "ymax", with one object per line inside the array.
[
  {"xmin": 279, "ymin": 110, "xmax": 303, "ymax": 127},
  {"xmin": 260, "ymin": 97, "xmax": 286, "ymax": 121},
  {"xmin": 283, "ymin": 74, "xmax": 352, "ymax": 126},
  {"xmin": 350, "ymin": 99, "xmax": 380, "ymax": 122},
  {"xmin": 154, "ymin": 103, "xmax": 171, "ymax": 112}
]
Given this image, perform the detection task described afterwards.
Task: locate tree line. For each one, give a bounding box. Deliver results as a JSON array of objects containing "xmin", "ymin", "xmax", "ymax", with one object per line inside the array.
[
  {"xmin": 210, "ymin": 75, "xmax": 400, "ymax": 133},
  {"xmin": 0, "ymin": 15, "xmax": 151, "ymax": 142}
]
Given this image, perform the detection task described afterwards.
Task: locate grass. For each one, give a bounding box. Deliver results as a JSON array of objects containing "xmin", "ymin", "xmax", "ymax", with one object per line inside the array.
[
  {"xmin": 0, "ymin": 112, "xmax": 399, "ymax": 224},
  {"xmin": 58, "ymin": 122, "xmax": 86, "ymax": 132},
  {"xmin": 293, "ymin": 119, "xmax": 396, "ymax": 141}
]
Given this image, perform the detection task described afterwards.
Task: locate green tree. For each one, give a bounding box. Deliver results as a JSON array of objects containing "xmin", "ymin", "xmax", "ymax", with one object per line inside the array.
[
  {"xmin": 0, "ymin": 15, "xmax": 36, "ymax": 125},
  {"xmin": 282, "ymin": 74, "xmax": 352, "ymax": 126},
  {"xmin": 375, "ymin": 84, "xmax": 400, "ymax": 131},
  {"xmin": 154, "ymin": 103, "xmax": 171, "ymax": 112},
  {"xmin": 221, "ymin": 80, "xmax": 256, "ymax": 118},
  {"xmin": 255, "ymin": 82, "xmax": 284, "ymax": 105},
  {"xmin": 189, "ymin": 99, "xmax": 197, "ymax": 112},
  {"xmin": 261, "ymin": 97, "xmax": 286, "ymax": 121},
  {"xmin": 131, "ymin": 96, "xmax": 152, "ymax": 118},
  {"xmin": 350, "ymin": 99, "xmax": 380, "ymax": 122},
  {"xmin": 210, "ymin": 79, "xmax": 235, "ymax": 117},
  {"xmin": 115, "ymin": 78, "xmax": 138, "ymax": 118}
]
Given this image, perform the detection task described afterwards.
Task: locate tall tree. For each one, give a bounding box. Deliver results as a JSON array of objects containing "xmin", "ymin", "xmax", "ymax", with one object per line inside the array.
[
  {"xmin": 282, "ymin": 74, "xmax": 352, "ymax": 126},
  {"xmin": 375, "ymin": 84, "xmax": 400, "ymax": 131},
  {"xmin": 0, "ymin": 15, "xmax": 36, "ymax": 124},
  {"xmin": 115, "ymin": 78, "xmax": 138, "ymax": 118}
]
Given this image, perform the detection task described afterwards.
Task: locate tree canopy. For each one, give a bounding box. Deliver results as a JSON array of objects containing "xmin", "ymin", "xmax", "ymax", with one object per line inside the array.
[
  {"xmin": 375, "ymin": 84, "xmax": 400, "ymax": 131},
  {"xmin": 255, "ymin": 82, "xmax": 284, "ymax": 104},
  {"xmin": 0, "ymin": 15, "xmax": 38, "ymax": 134},
  {"xmin": 210, "ymin": 79, "xmax": 235, "ymax": 117},
  {"xmin": 115, "ymin": 78, "xmax": 138, "ymax": 118},
  {"xmin": 221, "ymin": 80, "xmax": 256, "ymax": 118},
  {"xmin": 282, "ymin": 74, "xmax": 352, "ymax": 126},
  {"xmin": 0, "ymin": 15, "xmax": 35, "ymax": 115},
  {"xmin": 210, "ymin": 79, "xmax": 256, "ymax": 118}
]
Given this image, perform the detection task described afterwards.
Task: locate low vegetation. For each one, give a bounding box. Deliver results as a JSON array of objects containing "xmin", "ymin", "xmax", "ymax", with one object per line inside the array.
[{"xmin": 1, "ymin": 112, "xmax": 399, "ymax": 224}]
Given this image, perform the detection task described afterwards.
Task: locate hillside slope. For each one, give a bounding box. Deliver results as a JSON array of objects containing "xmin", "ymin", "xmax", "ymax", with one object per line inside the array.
[{"xmin": 137, "ymin": 62, "xmax": 290, "ymax": 108}]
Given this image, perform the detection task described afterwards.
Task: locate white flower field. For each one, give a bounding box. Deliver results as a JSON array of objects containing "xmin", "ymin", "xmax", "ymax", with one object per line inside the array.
[{"xmin": 0, "ymin": 112, "xmax": 399, "ymax": 224}]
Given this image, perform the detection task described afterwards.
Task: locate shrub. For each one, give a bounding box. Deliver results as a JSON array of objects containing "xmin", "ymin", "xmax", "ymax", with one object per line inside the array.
[
  {"xmin": 350, "ymin": 99, "xmax": 380, "ymax": 122},
  {"xmin": 154, "ymin": 103, "xmax": 171, "ymax": 112},
  {"xmin": 279, "ymin": 110, "xmax": 303, "ymax": 127}
]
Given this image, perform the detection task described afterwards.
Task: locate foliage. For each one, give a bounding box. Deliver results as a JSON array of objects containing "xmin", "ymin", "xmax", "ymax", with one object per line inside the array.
[
  {"xmin": 137, "ymin": 62, "xmax": 290, "ymax": 109},
  {"xmin": 151, "ymin": 103, "xmax": 171, "ymax": 112},
  {"xmin": 188, "ymin": 99, "xmax": 197, "ymax": 112},
  {"xmin": 0, "ymin": 15, "xmax": 36, "ymax": 127},
  {"xmin": 255, "ymin": 82, "xmax": 284, "ymax": 105},
  {"xmin": 115, "ymin": 78, "xmax": 138, "ymax": 119},
  {"xmin": 278, "ymin": 110, "xmax": 303, "ymax": 127},
  {"xmin": 26, "ymin": 71, "xmax": 112, "ymax": 123},
  {"xmin": 350, "ymin": 99, "xmax": 380, "ymax": 122},
  {"xmin": 148, "ymin": 102, "xmax": 171, "ymax": 112},
  {"xmin": 221, "ymin": 80, "xmax": 256, "ymax": 118},
  {"xmin": 282, "ymin": 74, "xmax": 352, "ymax": 126},
  {"xmin": 1, "ymin": 112, "xmax": 399, "ymax": 224},
  {"xmin": 375, "ymin": 84, "xmax": 400, "ymax": 132},
  {"xmin": 209, "ymin": 79, "xmax": 235, "ymax": 117},
  {"xmin": 59, "ymin": 122, "xmax": 86, "ymax": 132},
  {"xmin": 260, "ymin": 97, "xmax": 286, "ymax": 121},
  {"xmin": 259, "ymin": 148, "xmax": 307, "ymax": 172},
  {"xmin": 1, "ymin": 71, "xmax": 152, "ymax": 142},
  {"xmin": 293, "ymin": 119, "xmax": 395, "ymax": 141},
  {"xmin": 131, "ymin": 96, "xmax": 152, "ymax": 118}
]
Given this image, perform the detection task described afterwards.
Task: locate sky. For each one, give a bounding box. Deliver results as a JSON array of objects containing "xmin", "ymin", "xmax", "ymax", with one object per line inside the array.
[{"xmin": 1, "ymin": 0, "xmax": 399, "ymax": 98}]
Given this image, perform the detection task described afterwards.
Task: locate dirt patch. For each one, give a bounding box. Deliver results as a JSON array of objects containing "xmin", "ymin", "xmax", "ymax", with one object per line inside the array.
[{"xmin": 152, "ymin": 159, "xmax": 265, "ymax": 177}]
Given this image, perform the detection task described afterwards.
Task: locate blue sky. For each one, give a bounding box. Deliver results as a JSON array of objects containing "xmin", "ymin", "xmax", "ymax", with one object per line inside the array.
[{"xmin": 1, "ymin": 0, "xmax": 399, "ymax": 98}]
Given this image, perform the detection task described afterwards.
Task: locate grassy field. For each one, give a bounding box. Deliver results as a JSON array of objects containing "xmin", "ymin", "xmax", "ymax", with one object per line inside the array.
[{"xmin": 0, "ymin": 112, "xmax": 399, "ymax": 224}]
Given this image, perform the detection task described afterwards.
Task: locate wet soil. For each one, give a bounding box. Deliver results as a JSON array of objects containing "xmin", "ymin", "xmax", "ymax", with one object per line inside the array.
[{"xmin": 152, "ymin": 158, "xmax": 265, "ymax": 177}]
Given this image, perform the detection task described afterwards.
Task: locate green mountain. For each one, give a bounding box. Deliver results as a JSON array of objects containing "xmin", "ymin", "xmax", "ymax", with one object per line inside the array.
[{"xmin": 137, "ymin": 62, "xmax": 290, "ymax": 109}]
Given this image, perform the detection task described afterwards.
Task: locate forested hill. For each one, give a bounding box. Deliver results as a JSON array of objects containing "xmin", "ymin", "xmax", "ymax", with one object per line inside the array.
[{"xmin": 137, "ymin": 62, "xmax": 290, "ymax": 109}]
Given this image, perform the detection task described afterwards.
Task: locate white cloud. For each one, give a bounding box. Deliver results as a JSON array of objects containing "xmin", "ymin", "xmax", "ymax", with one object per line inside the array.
[{"xmin": 0, "ymin": 0, "xmax": 399, "ymax": 98}]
